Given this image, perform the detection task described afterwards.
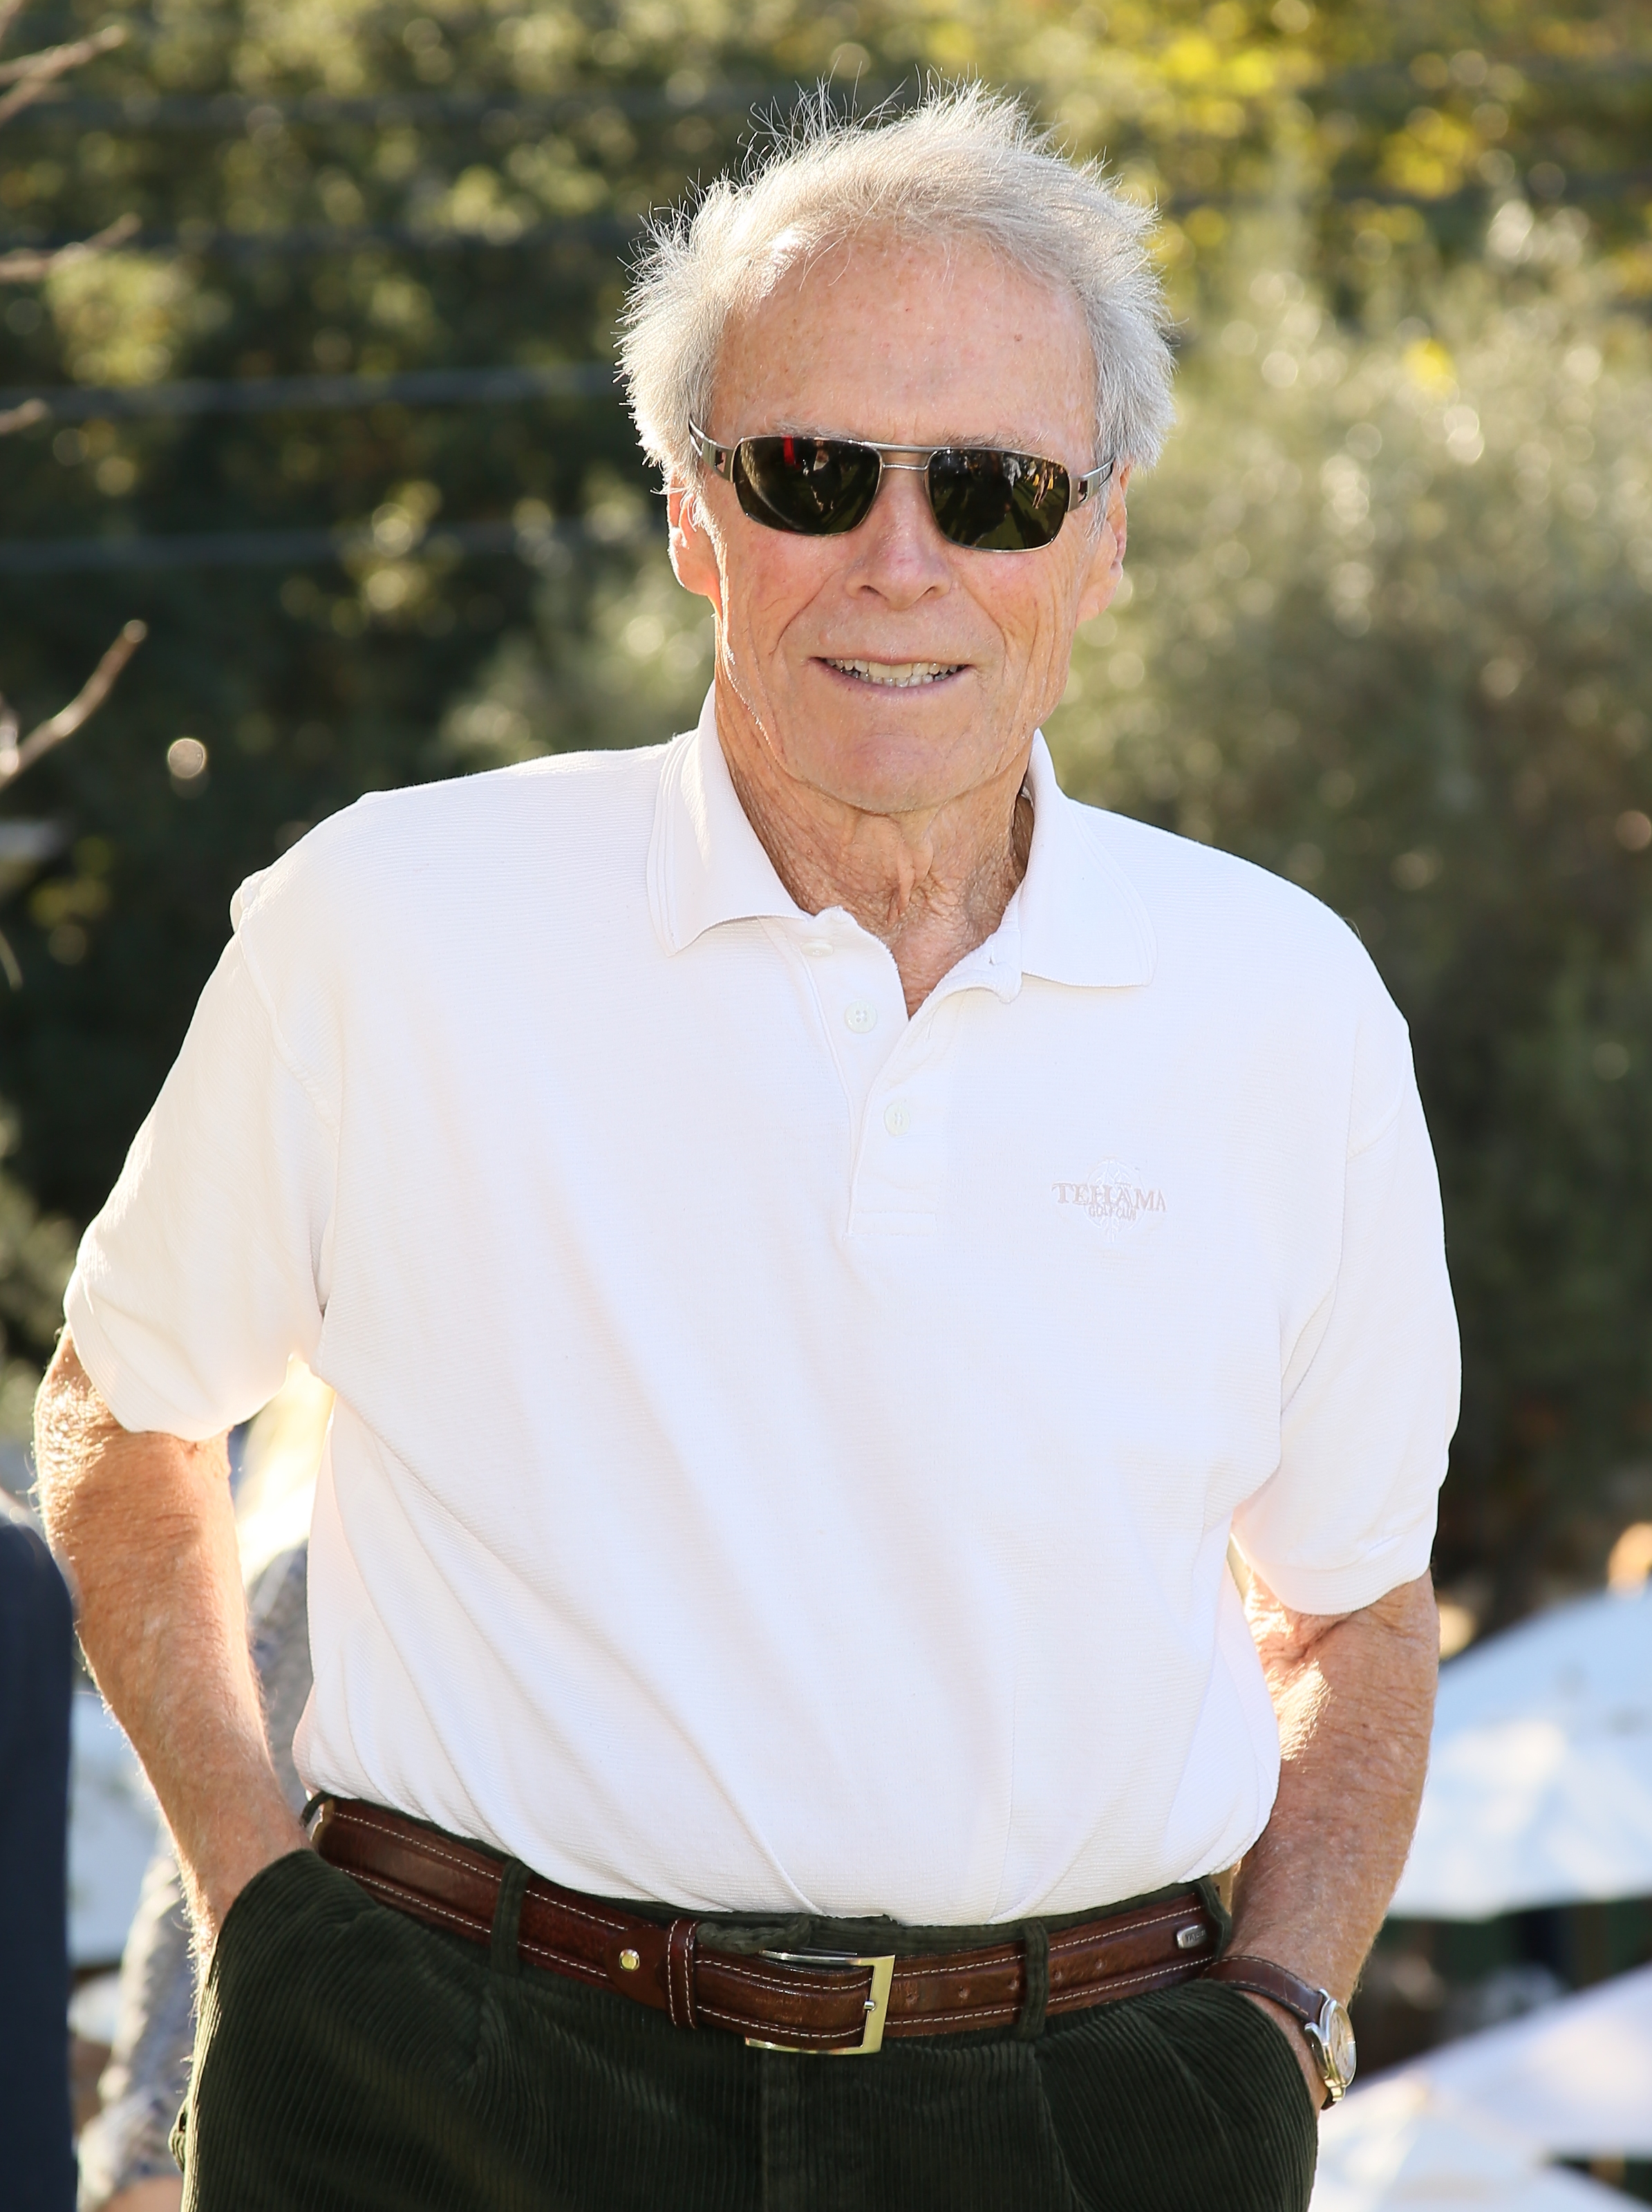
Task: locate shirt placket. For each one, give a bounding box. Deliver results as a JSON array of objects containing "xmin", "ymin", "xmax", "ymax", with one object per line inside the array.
[{"xmin": 779, "ymin": 913, "xmax": 1021, "ymax": 1239}]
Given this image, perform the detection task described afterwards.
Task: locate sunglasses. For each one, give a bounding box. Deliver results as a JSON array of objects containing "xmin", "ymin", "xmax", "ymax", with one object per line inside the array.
[{"xmin": 689, "ymin": 423, "xmax": 1114, "ymax": 554}]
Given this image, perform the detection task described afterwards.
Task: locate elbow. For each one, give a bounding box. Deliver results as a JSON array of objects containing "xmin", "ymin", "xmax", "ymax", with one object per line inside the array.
[{"xmin": 32, "ymin": 1329, "xmax": 119, "ymax": 1528}]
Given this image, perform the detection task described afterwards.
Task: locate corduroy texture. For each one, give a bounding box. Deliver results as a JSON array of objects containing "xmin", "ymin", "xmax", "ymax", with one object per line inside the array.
[{"xmin": 178, "ymin": 1850, "xmax": 1317, "ymax": 2211}]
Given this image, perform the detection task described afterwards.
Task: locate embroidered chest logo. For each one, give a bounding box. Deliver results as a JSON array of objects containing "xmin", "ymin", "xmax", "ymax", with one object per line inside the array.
[{"xmin": 1052, "ymin": 1159, "xmax": 1167, "ymax": 1249}]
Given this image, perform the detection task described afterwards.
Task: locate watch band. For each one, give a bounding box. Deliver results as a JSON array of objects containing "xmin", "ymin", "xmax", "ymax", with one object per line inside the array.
[
  {"xmin": 1203, "ymin": 1953, "xmax": 1327, "ymax": 2027},
  {"xmin": 1205, "ymin": 1953, "xmax": 1356, "ymax": 2101}
]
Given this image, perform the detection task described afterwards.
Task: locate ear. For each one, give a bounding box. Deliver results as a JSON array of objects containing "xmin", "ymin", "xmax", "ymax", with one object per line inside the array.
[
  {"xmin": 668, "ymin": 477, "xmax": 724, "ymax": 619},
  {"xmin": 1075, "ymin": 462, "xmax": 1131, "ymax": 626}
]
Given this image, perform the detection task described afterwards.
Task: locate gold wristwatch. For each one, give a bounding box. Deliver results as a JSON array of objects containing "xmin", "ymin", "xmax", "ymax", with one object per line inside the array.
[{"xmin": 1204, "ymin": 1953, "xmax": 1358, "ymax": 2101}]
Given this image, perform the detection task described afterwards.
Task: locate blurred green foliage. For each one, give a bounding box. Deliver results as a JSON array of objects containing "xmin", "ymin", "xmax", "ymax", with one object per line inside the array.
[{"xmin": 1, "ymin": 0, "xmax": 1650, "ymax": 1615}]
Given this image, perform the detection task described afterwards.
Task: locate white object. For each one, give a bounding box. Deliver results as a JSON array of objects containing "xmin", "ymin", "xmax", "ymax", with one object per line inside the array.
[
  {"xmin": 68, "ymin": 1688, "xmax": 161, "ymax": 1968},
  {"xmin": 67, "ymin": 1969, "xmax": 124, "ymax": 2048},
  {"xmin": 1390, "ymin": 1586, "xmax": 1652, "ymax": 1918},
  {"xmin": 64, "ymin": 692, "xmax": 1456, "ymax": 1922},
  {"xmin": 236, "ymin": 1356, "xmax": 331, "ymax": 1584},
  {"xmin": 1402, "ymin": 1962, "xmax": 1652, "ymax": 2160},
  {"xmin": 1313, "ymin": 2077, "xmax": 1634, "ymax": 2211}
]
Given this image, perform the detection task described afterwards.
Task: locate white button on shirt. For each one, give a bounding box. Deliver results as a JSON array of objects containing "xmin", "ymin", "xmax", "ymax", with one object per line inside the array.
[{"xmin": 65, "ymin": 688, "xmax": 1458, "ymax": 1924}]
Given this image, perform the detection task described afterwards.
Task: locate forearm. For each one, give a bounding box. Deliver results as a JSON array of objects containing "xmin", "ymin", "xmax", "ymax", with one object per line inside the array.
[
  {"xmin": 1229, "ymin": 1569, "xmax": 1438, "ymax": 2000},
  {"xmin": 34, "ymin": 1333, "xmax": 306, "ymax": 1943}
]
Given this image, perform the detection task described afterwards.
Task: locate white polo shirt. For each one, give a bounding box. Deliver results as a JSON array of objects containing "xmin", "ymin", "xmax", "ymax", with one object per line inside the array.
[{"xmin": 66, "ymin": 691, "xmax": 1458, "ymax": 1924}]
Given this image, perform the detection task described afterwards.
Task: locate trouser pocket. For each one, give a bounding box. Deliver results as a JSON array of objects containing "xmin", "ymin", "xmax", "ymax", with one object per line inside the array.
[
  {"xmin": 1034, "ymin": 1978, "xmax": 1317, "ymax": 2212},
  {"xmin": 179, "ymin": 1847, "xmax": 491, "ymax": 2212}
]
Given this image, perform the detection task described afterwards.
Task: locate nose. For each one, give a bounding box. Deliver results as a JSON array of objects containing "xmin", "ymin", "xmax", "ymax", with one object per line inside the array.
[{"xmin": 843, "ymin": 463, "xmax": 953, "ymax": 608}]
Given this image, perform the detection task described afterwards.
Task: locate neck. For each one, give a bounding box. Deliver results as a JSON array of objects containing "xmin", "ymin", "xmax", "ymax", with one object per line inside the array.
[{"xmin": 714, "ymin": 676, "xmax": 1034, "ymax": 1018}]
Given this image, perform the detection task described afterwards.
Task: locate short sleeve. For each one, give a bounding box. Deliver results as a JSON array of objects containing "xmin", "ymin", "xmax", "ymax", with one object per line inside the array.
[
  {"xmin": 1231, "ymin": 997, "xmax": 1460, "ymax": 1616},
  {"xmin": 64, "ymin": 927, "xmax": 337, "ymax": 1442}
]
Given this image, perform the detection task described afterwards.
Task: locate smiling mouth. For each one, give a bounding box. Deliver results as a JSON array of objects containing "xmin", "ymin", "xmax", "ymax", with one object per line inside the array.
[{"xmin": 821, "ymin": 657, "xmax": 966, "ymax": 688}]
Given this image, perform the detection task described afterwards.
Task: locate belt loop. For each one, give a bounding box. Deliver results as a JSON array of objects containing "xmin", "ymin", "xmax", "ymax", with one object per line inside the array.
[
  {"xmin": 1015, "ymin": 1922, "xmax": 1050, "ymax": 2041},
  {"xmin": 1196, "ymin": 1871, "xmax": 1235, "ymax": 1958},
  {"xmin": 490, "ymin": 1858, "xmax": 532, "ymax": 1978},
  {"xmin": 666, "ymin": 1917, "xmax": 700, "ymax": 2029}
]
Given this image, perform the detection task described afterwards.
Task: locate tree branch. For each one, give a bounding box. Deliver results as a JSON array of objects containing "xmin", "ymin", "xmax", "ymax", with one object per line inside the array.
[
  {"xmin": 0, "ymin": 209, "xmax": 138, "ymax": 280},
  {"xmin": 0, "ymin": 621, "xmax": 147, "ymax": 793},
  {"xmin": 0, "ymin": 23, "xmax": 126, "ymax": 113},
  {"xmin": 0, "ymin": 19, "xmax": 144, "ymax": 990}
]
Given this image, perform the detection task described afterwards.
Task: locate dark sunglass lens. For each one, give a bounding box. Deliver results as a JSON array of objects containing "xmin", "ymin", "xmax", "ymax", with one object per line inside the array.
[
  {"xmin": 732, "ymin": 436, "xmax": 882, "ymax": 536},
  {"xmin": 928, "ymin": 449, "xmax": 1071, "ymax": 551}
]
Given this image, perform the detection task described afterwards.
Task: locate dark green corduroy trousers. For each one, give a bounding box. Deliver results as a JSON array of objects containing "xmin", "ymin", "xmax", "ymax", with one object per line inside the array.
[{"xmin": 177, "ymin": 1849, "xmax": 1317, "ymax": 2211}]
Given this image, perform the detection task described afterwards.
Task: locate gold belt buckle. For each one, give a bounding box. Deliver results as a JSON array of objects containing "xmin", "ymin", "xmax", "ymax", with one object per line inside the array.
[{"xmin": 746, "ymin": 1950, "xmax": 897, "ymax": 2056}]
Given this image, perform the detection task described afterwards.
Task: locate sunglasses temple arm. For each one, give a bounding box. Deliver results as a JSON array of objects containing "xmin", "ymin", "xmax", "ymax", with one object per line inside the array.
[
  {"xmin": 688, "ymin": 423, "xmax": 735, "ymax": 480},
  {"xmin": 1072, "ymin": 458, "xmax": 1116, "ymax": 512}
]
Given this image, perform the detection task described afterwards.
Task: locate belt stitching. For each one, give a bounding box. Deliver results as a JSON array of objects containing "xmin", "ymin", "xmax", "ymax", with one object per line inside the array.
[
  {"xmin": 896, "ymin": 1951, "xmax": 1021, "ymax": 1978},
  {"xmin": 695, "ymin": 2003, "xmax": 861, "ymax": 2044},
  {"xmin": 1047, "ymin": 1959, "xmax": 1196, "ymax": 2003},
  {"xmin": 336, "ymin": 1818, "xmax": 1205, "ymax": 2025},
  {"xmin": 336, "ymin": 1808, "xmax": 1198, "ymax": 1963},
  {"xmin": 345, "ymin": 1866, "xmax": 490, "ymax": 1942},
  {"xmin": 704, "ymin": 1958, "xmax": 872, "ymax": 2001},
  {"xmin": 892, "ymin": 1952, "xmax": 1198, "ymax": 2021},
  {"xmin": 706, "ymin": 1955, "xmax": 1199, "ymax": 2037},
  {"xmin": 518, "ymin": 1936, "xmax": 610, "ymax": 1980},
  {"xmin": 346, "ymin": 1873, "xmax": 625, "ymax": 1992},
  {"xmin": 342, "ymin": 1882, "xmax": 1190, "ymax": 2037},
  {"xmin": 707, "ymin": 1901, "xmax": 1199, "ymax": 2007},
  {"xmin": 693, "ymin": 1967, "xmax": 1189, "ymax": 2041},
  {"xmin": 1048, "ymin": 1903, "xmax": 1194, "ymax": 1956},
  {"xmin": 333, "ymin": 1806, "xmax": 1201, "ymax": 1960},
  {"xmin": 886, "ymin": 1999, "xmax": 1022, "ymax": 2029},
  {"xmin": 332, "ymin": 1811, "xmax": 494, "ymax": 1886},
  {"xmin": 520, "ymin": 1888, "xmax": 632, "ymax": 1938},
  {"xmin": 332, "ymin": 1809, "xmax": 632, "ymax": 1938},
  {"xmin": 666, "ymin": 1922, "xmax": 693, "ymax": 2029}
]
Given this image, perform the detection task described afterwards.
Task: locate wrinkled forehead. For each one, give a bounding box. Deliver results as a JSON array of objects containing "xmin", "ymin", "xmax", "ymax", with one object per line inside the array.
[{"xmin": 711, "ymin": 227, "xmax": 1100, "ymax": 456}]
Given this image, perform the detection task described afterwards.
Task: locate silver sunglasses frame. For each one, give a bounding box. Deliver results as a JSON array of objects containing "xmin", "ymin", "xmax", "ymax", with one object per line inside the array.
[{"xmin": 688, "ymin": 422, "xmax": 1114, "ymax": 547}]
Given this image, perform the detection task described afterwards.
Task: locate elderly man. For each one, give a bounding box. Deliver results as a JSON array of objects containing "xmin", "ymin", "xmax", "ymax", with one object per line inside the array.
[{"xmin": 36, "ymin": 88, "xmax": 1456, "ymax": 2212}]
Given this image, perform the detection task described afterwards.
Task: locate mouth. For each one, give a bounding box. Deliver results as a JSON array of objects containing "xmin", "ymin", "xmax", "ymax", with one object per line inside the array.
[{"xmin": 819, "ymin": 657, "xmax": 966, "ymax": 690}]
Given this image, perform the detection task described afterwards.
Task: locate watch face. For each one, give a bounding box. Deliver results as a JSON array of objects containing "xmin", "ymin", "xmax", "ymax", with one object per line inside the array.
[{"xmin": 1317, "ymin": 1997, "xmax": 1357, "ymax": 2088}]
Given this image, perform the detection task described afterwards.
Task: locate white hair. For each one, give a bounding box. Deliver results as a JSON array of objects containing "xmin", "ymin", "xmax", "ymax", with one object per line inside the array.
[{"xmin": 618, "ymin": 82, "xmax": 1176, "ymax": 484}]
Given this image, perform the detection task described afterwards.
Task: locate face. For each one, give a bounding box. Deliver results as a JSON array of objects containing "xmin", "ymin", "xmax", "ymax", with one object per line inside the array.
[{"xmin": 668, "ymin": 232, "xmax": 1130, "ymax": 818}]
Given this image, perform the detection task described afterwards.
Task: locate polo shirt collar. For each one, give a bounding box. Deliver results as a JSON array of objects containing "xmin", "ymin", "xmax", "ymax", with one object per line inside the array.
[
  {"xmin": 1010, "ymin": 731, "xmax": 1157, "ymax": 991},
  {"xmin": 649, "ymin": 688, "xmax": 804, "ymax": 952},
  {"xmin": 649, "ymin": 688, "xmax": 1156, "ymax": 991}
]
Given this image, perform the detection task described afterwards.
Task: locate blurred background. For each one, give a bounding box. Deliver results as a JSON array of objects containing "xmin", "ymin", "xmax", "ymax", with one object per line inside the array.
[{"xmin": 1, "ymin": 0, "xmax": 1650, "ymax": 2204}]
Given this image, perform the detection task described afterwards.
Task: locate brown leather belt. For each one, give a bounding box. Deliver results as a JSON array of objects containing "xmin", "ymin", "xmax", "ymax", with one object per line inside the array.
[{"xmin": 308, "ymin": 1797, "xmax": 1221, "ymax": 2053}]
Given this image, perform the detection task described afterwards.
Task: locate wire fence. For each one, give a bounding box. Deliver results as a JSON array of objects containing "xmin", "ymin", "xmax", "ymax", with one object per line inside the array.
[
  {"xmin": 0, "ymin": 361, "xmax": 618, "ymax": 424},
  {"xmin": 0, "ymin": 512, "xmax": 650, "ymax": 574},
  {"xmin": 4, "ymin": 53, "xmax": 1649, "ymax": 134}
]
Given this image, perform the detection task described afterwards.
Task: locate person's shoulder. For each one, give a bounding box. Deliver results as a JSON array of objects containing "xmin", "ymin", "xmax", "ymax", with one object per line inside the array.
[
  {"xmin": 232, "ymin": 742, "xmax": 671, "ymax": 938},
  {"xmin": 1074, "ymin": 803, "xmax": 1413, "ymax": 1138},
  {"xmin": 1074, "ymin": 799, "xmax": 1386, "ymax": 1006},
  {"xmin": 267, "ymin": 740, "xmax": 669, "ymax": 876}
]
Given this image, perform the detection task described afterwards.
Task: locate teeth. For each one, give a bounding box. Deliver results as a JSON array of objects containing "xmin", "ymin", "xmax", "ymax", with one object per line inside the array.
[{"xmin": 825, "ymin": 659, "xmax": 961, "ymax": 688}]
